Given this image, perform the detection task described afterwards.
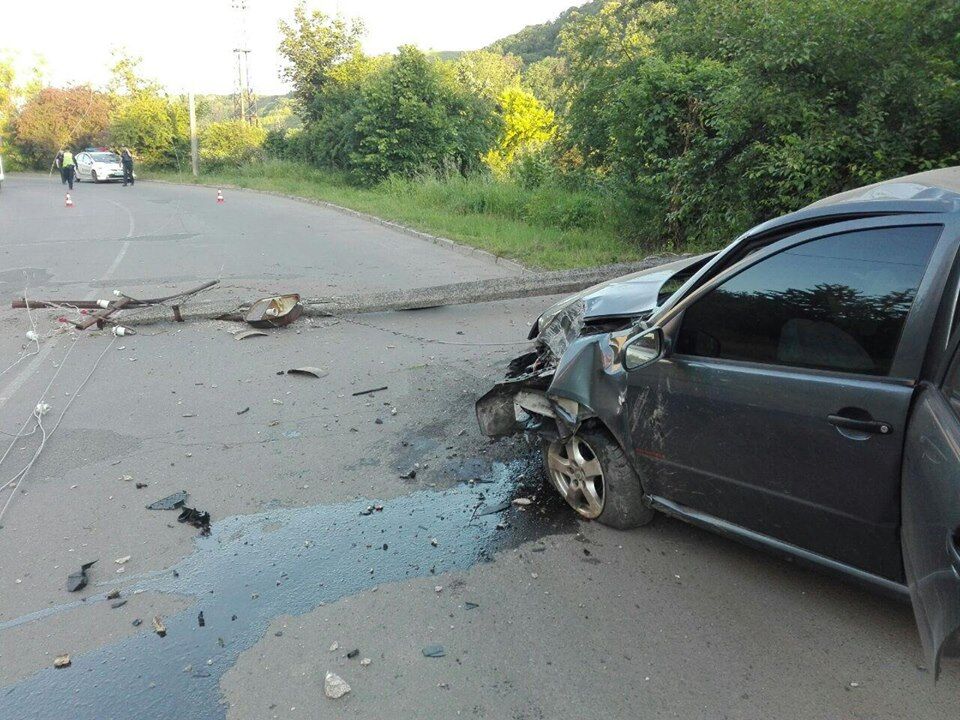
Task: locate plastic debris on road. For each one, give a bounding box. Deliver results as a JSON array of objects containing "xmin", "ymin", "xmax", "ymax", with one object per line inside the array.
[{"xmin": 66, "ymin": 561, "xmax": 97, "ymax": 592}]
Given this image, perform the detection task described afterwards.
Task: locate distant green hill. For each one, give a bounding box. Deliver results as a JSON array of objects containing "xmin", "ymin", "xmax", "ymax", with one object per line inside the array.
[{"xmin": 486, "ymin": 0, "xmax": 604, "ymax": 64}]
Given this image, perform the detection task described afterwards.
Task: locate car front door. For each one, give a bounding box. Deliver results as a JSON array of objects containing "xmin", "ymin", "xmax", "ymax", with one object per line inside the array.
[
  {"xmin": 902, "ymin": 338, "xmax": 960, "ymax": 677},
  {"xmin": 623, "ymin": 220, "xmax": 946, "ymax": 579},
  {"xmin": 76, "ymin": 153, "xmax": 90, "ymax": 179}
]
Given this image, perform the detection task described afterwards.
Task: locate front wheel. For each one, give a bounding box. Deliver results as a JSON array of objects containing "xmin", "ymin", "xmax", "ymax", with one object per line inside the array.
[
  {"xmin": 543, "ymin": 424, "xmax": 654, "ymax": 529},
  {"xmin": 91, "ymin": 170, "xmax": 99, "ymax": 183}
]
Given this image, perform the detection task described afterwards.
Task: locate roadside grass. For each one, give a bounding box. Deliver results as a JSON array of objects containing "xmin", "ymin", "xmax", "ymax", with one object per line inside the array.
[{"xmin": 147, "ymin": 160, "xmax": 653, "ymax": 270}]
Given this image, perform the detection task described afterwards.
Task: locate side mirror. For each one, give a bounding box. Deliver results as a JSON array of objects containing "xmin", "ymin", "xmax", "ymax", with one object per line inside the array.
[{"xmin": 622, "ymin": 327, "xmax": 664, "ymax": 371}]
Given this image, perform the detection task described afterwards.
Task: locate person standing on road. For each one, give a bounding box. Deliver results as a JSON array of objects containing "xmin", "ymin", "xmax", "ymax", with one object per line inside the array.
[
  {"xmin": 61, "ymin": 149, "xmax": 76, "ymax": 190},
  {"xmin": 54, "ymin": 150, "xmax": 66, "ymax": 184},
  {"xmin": 121, "ymin": 148, "xmax": 134, "ymax": 187}
]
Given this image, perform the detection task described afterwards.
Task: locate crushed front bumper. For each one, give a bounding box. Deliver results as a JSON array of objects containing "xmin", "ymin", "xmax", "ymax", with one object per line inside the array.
[{"xmin": 476, "ymin": 312, "xmax": 637, "ymax": 442}]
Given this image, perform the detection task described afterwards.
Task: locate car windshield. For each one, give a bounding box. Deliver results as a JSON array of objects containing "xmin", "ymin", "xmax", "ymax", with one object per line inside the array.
[{"xmin": 91, "ymin": 153, "xmax": 120, "ymax": 163}]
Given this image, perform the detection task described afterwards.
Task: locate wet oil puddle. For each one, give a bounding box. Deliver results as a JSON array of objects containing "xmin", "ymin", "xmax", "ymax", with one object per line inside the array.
[{"xmin": 0, "ymin": 458, "xmax": 575, "ymax": 719}]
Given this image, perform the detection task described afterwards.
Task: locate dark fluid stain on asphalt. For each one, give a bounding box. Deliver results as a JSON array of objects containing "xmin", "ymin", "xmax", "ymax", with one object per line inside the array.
[{"xmin": 0, "ymin": 458, "xmax": 575, "ymax": 719}]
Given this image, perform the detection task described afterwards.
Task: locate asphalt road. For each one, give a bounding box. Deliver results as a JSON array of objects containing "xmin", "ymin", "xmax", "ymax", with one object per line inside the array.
[{"xmin": 0, "ymin": 174, "xmax": 955, "ymax": 719}]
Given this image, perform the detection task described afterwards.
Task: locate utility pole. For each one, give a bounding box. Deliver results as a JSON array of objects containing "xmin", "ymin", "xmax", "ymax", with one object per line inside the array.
[
  {"xmin": 188, "ymin": 92, "xmax": 199, "ymax": 177},
  {"xmin": 231, "ymin": 0, "xmax": 256, "ymax": 124}
]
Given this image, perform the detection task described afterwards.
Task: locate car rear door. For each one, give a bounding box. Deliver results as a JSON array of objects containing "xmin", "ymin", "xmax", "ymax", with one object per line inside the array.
[
  {"xmin": 76, "ymin": 153, "xmax": 89, "ymax": 178},
  {"xmin": 624, "ymin": 218, "xmax": 949, "ymax": 579},
  {"xmin": 902, "ymin": 338, "xmax": 960, "ymax": 677}
]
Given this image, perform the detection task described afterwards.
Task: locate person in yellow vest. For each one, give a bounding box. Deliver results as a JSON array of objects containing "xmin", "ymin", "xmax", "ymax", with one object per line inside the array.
[{"xmin": 61, "ymin": 149, "xmax": 76, "ymax": 190}]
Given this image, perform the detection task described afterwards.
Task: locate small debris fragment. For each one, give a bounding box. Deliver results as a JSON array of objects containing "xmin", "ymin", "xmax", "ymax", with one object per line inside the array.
[
  {"xmin": 374, "ymin": 418, "xmax": 383, "ymax": 425},
  {"xmin": 54, "ymin": 655, "xmax": 71, "ymax": 669},
  {"xmin": 434, "ymin": 585, "xmax": 443, "ymax": 593},
  {"xmin": 132, "ymin": 619, "xmax": 142, "ymax": 627},
  {"xmin": 360, "ymin": 658, "xmax": 372, "ymax": 667},
  {"xmin": 153, "ymin": 616, "xmax": 167, "ymax": 637},
  {"xmin": 146, "ymin": 491, "xmax": 188, "ymax": 511},
  {"xmin": 476, "ymin": 499, "xmax": 511, "ymax": 516},
  {"xmin": 66, "ymin": 561, "xmax": 97, "ymax": 592},
  {"xmin": 106, "ymin": 589, "xmax": 121, "ymax": 600},
  {"xmin": 135, "ymin": 482, "xmax": 148, "ymax": 489},
  {"xmin": 400, "ymin": 469, "xmax": 417, "ymax": 480},
  {"xmin": 512, "ymin": 497, "xmax": 533, "ymax": 507},
  {"xmin": 287, "ymin": 367, "xmax": 328, "ymax": 379},
  {"xmin": 430, "ymin": 538, "xmax": 439, "ymax": 547},
  {"xmin": 115, "ymin": 555, "xmax": 131, "ymax": 565},
  {"xmin": 464, "ymin": 602, "xmax": 480, "ymax": 610},
  {"xmin": 324, "ymin": 671, "xmax": 351, "ymax": 699},
  {"xmin": 352, "ymin": 386, "xmax": 388, "ymax": 397},
  {"xmin": 329, "ymin": 642, "xmax": 339, "ymax": 652},
  {"xmin": 237, "ymin": 407, "xmax": 250, "ymax": 415},
  {"xmin": 235, "ymin": 330, "xmax": 269, "ymax": 341},
  {"xmin": 531, "ymin": 572, "xmax": 539, "ymax": 579},
  {"xmin": 346, "ymin": 648, "xmax": 359, "ymax": 659},
  {"xmin": 198, "ymin": 611, "xmax": 205, "ymax": 628},
  {"xmin": 111, "ymin": 600, "xmax": 127, "ymax": 609},
  {"xmin": 177, "ymin": 506, "xmax": 211, "ymax": 535},
  {"xmin": 422, "ymin": 645, "xmax": 446, "ymax": 658}
]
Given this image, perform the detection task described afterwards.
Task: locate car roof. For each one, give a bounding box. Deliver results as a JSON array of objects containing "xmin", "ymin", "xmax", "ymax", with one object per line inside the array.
[
  {"xmin": 739, "ymin": 166, "xmax": 960, "ymax": 244},
  {"xmin": 807, "ymin": 166, "xmax": 960, "ymax": 208}
]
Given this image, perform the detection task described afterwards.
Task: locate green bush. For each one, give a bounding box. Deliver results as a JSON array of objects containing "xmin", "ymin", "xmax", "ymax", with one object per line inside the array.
[{"xmin": 200, "ymin": 121, "xmax": 267, "ymax": 168}]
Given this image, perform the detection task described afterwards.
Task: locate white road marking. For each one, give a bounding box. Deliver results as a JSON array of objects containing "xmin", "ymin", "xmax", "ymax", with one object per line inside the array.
[{"xmin": 0, "ymin": 196, "xmax": 136, "ymax": 411}]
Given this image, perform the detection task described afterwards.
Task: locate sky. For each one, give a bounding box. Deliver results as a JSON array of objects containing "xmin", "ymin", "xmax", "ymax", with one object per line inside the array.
[{"xmin": 1, "ymin": 0, "xmax": 586, "ymax": 96}]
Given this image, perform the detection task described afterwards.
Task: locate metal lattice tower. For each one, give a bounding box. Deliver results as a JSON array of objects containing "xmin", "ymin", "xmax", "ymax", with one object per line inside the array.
[{"xmin": 231, "ymin": 0, "xmax": 256, "ymax": 123}]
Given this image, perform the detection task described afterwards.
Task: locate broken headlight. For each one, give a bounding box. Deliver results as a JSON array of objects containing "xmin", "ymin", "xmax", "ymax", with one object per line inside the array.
[{"xmin": 538, "ymin": 299, "xmax": 586, "ymax": 360}]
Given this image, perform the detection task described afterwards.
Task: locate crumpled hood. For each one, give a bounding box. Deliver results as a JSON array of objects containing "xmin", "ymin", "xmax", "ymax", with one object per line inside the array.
[{"xmin": 566, "ymin": 253, "xmax": 712, "ymax": 321}]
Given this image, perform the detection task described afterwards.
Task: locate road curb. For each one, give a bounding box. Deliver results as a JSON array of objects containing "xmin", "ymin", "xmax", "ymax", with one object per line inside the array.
[{"xmin": 145, "ymin": 177, "xmax": 532, "ymax": 276}]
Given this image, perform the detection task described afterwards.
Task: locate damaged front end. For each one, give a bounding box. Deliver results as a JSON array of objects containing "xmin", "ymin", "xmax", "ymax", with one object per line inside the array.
[
  {"xmin": 476, "ymin": 299, "xmax": 637, "ymax": 442},
  {"xmin": 476, "ymin": 253, "xmax": 710, "ymax": 443}
]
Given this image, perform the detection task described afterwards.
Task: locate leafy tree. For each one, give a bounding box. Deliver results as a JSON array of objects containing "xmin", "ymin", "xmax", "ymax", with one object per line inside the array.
[
  {"xmin": 0, "ymin": 57, "xmax": 16, "ymax": 162},
  {"xmin": 558, "ymin": 0, "xmax": 960, "ymax": 246},
  {"xmin": 278, "ymin": 2, "xmax": 365, "ymax": 122},
  {"xmin": 488, "ymin": 0, "xmax": 605, "ymax": 64},
  {"xmin": 200, "ymin": 120, "xmax": 266, "ymax": 168},
  {"xmin": 483, "ymin": 87, "xmax": 556, "ymax": 176},
  {"xmin": 110, "ymin": 93, "xmax": 189, "ymax": 167},
  {"xmin": 14, "ymin": 86, "xmax": 111, "ymax": 168},
  {"xmin": 454, "ymin": 51, "xmax": 522, "ymax": 102},
  {"xmin": 107, "ymin": 53, "xmax": 188, "ymax": 168},
  {"xmin": 350, "ymin": 46, "xmax": 498, "ymax": 183},
  {"xmin": 306, "ymin": 53, "xmax": 390, "ymax": 169},
  {"xmin": 522, "ymin": 56, "xmax": 568, "ymax": 110}
]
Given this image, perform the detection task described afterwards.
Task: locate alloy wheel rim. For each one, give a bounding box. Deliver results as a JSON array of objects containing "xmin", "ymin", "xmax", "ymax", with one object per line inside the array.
[{"xmin": 546, "ymin": 435, "xmax": 605, "ymax": 519}]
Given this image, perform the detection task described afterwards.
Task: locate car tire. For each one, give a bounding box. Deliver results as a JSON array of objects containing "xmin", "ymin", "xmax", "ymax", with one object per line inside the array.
[
  {"xmin": 542, "ymin": 423, "xmax": 654, "ymax": 530},
  {"xmin": 91, "ymin": 170, "xmax": 99, "ymax": 184}
]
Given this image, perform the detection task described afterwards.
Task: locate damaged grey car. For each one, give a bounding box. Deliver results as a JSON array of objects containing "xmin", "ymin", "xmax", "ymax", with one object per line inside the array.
[{"xmin": 478, "ymin": 167, "xmax": 960, "ymax": 676}]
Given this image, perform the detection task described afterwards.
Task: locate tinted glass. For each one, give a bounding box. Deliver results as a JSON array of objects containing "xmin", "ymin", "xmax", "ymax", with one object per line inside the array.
[
  {"xmin": 676, "ymin": 225, "xmax": 941, "ymax": 375},
  {"xmin": 91, "ymin": 153, "xmax": 120, "ymax": 162}
]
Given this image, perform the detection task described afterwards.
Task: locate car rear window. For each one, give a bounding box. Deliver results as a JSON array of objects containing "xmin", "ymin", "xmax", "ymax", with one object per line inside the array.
[
  {"xmin": 91, "ymin": 153, "xmax": 120, "ymax": 162},
  {"xmin": 675, "ymin": 225, "xmax": 941, "ymax": 375}
]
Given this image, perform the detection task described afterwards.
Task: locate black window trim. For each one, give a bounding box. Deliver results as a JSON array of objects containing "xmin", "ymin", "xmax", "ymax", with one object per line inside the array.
[{"xmin": 656, "ymin": 216, "xmax": 950, "ymax": 381}]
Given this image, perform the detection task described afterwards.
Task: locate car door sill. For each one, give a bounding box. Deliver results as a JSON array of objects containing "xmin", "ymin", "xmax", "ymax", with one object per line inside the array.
[{"xmin": 646, "ymin": 495, "xmax": 909, "ymax": 601}]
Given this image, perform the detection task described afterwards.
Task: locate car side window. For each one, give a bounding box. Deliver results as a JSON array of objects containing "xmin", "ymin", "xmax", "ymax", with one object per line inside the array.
[
  {"xmin": 675, "ymin": 225, "xmax": 941, "ymax": 376},
  {"xmin": 942, "ymin": 340, "xmax": 960, "ymax": 412}
]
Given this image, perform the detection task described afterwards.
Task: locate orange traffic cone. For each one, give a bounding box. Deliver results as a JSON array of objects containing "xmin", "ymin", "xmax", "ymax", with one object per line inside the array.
[
  {"xmin": 216, "ymin": 189, "xmax": 224, "ymax": 204},
  {"xmin": 65, "ymin": 193, "xmax": 74, "ymax": 208}
]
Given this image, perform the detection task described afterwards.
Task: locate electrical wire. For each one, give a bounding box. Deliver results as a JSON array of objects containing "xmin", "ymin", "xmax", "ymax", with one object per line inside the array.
[
  {"xmin": 0, "ymin": 287, "xmax": 43, "ymax": 380},
  {"xmin": 0, "ymin": 335, "xmax": 116, "ymax": 523}
]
